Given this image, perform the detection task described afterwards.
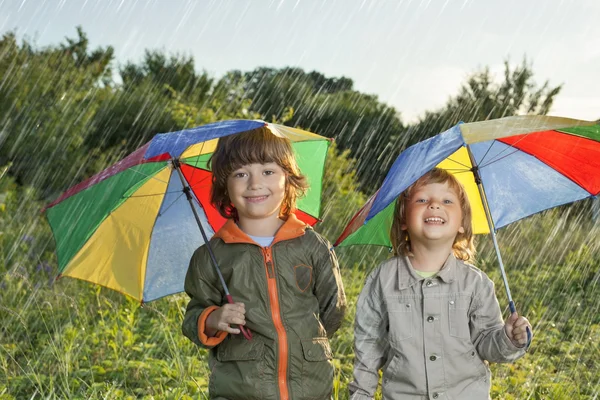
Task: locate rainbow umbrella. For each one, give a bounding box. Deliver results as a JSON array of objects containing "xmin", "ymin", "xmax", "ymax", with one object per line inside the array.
[
  {"xmin": 46, "ymin": 120, "xmax": 330, "ymax": 305},
  {"xmin": 336, "ymin": 115, "xmax": 600, "ymax": 343}
]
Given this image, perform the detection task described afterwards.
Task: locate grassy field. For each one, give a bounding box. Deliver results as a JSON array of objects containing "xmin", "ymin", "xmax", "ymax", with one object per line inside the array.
[{"xmin": 1, "ymin": 176, "xmax": 599, "ymax": 399}]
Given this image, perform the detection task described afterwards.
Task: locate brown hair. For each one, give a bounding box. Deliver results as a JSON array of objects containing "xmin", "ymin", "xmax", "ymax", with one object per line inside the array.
[
  {"xmin": 209, "ymin": 126, "xmax": 309, "ymax": 220},
  {"xmin": 390, "ymin": 168, "xmax": 475, "ymax": 262}
]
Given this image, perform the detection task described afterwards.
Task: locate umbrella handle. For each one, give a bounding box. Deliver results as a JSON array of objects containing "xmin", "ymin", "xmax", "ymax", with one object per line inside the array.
[
  {"xmin": 509, "ymin": 301, "xmax": 532, "ymax": 350},
  {"xmin": 225, "ymin": 294, "xmax": 253, "ymax": 341}
]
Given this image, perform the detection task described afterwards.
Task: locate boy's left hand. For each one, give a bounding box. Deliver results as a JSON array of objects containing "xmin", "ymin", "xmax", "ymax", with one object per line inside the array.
[{"xmin": 504, "ymin": 312, "xmax": 532, "ymax": 347}]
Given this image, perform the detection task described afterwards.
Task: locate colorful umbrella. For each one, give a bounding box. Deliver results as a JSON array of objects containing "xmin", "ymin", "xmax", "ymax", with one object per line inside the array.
[
  {"xmin": 45, "ymin": 120, "xmax": 330, "ymax": 306},
  {"xmin": 336, "ymin": 115, "xmax": 600, "ymax": 343}
]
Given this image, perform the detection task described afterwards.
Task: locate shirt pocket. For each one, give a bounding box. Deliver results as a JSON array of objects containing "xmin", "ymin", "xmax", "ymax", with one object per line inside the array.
[
  {"xmin": 448, "ymin": 294, "xmax": 472, "ymax": 340},
  {"xmin": 386, "ymin": 297, "xmax": 414, "ymax": 343}
]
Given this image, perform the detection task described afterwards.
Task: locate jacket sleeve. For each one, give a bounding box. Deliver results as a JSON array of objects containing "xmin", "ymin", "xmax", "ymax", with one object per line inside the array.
[
  {"xmin": 182, "ymin": 246, "xmax": 228, "ymax": 348},
  {"xmin": 470, "ymin": 276, "xmax": 527, "ymax": 363},
  {"xmin": 313, "ymin": 244, "xmax": 347, "ymax": 338},
  {"xmin": 348, "ymin": 269, "xmax": 388, "ymax": 400}
]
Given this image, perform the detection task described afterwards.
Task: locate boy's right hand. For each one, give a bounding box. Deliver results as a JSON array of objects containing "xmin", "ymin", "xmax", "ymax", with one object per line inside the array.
[{"xmin": 205, "ymin": 302, "xmax": 246, "ymax": 336}]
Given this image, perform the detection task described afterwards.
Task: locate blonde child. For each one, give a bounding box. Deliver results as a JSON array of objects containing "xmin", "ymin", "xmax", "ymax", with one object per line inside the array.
[
  {"xmin": 182, "ymin": 127, "xmax": 346, "ymax": 400},
  {"xmin": 349, "ymin": 168, "xmax": 531, "ymax": 400}
]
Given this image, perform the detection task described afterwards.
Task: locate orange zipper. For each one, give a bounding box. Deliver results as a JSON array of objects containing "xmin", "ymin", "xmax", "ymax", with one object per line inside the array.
[{"xmin": 262, "ymin": 247, "xmax": 289, "ymax": 400}]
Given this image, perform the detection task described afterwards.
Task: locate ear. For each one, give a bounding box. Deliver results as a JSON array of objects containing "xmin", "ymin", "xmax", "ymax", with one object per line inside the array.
[
  {"xmin": 401, "ymin": 224, "xmax": 408, "ymax": 231},
  {"xmin": 458, "ymin": 226, "xmax": 465, "ymax": 234}
]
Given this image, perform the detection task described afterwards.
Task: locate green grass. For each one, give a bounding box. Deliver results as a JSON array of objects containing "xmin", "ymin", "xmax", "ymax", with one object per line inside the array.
[{"xmin": 1, "ymin": 178, "xmax": 599, "ymax": 399}]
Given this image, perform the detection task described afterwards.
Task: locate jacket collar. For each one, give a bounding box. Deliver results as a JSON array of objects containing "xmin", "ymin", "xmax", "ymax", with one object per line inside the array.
[
  {"xmin": 397, "ymin": 253, "xmax": 457, "ymax": 290},
  {"xmin": 213, "ymin": 213, "xmax": 308, "ymax": 246}
]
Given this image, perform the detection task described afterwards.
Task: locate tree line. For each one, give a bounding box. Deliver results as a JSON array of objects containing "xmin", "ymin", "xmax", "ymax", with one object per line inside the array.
[{"xmin": 0, "ymin": 26, "xmax": 562, "ymax": 200}]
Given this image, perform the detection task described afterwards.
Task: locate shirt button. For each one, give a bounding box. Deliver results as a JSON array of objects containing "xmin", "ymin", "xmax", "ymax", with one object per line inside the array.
[
  {"xmin": 427, "ymin": 316, "xmax": 434, "ymax": 323},
  {"xmin": 449, "ymin": 300, "xmax": 455, "ymax": 305},
  {"xmin": 307, "ymin": 350, "xmax": 313, "ymax": 356},
  {"xmin": 433, "ymin": 393, "xmax": 439, "ymax": 399},
  {"xmin": 430, "ymin": 355, "xmax": 437, "ymax": 361},
  {"xmin": 426, "ymin": 280, "xmax": 433, "ymax": 287}
]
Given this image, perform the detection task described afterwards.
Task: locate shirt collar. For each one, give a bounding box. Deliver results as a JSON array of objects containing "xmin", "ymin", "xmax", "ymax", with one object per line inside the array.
[
  {"xmin": 213, "ymin": 213, "xmax": 307, "ymax": 245},
  {"xmin": 397, "ymin": 253, "xmax": 457, "ymax": 289}
]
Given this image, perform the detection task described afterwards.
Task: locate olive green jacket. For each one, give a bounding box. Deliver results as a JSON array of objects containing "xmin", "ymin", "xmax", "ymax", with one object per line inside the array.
[{"xmin": 182, "ymin": 214, "xmax": 347, "ymax": 400}]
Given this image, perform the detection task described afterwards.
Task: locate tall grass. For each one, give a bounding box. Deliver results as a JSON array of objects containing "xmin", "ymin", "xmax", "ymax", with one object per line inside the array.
[{"xmin": 1, "ymin": 174, "xmax": 599, "ymax": 399}]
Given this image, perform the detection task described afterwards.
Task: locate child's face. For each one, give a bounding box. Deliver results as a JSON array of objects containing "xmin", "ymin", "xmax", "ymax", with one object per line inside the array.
[
  {"xmin": 402, "ymin": 181, "xmax": 465, "ymax": 248},
  {"xmin": 227, "ymin": 162, "xmax": 286, "ymax": 223}
]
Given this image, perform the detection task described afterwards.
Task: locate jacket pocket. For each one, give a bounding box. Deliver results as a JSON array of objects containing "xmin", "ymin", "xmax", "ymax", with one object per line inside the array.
[
  {"xmin": 386, "ymin": 297, "xmax": 414, "ymax": 343},
  {"xmin": 381, "ymin": 353, "xmax": 423, "ymax": 397},
  {"xmin": 216, "ymin": 336, "xmax": 265, "ymax": 361},
  {"xmin": 301, "ymin": 337, "xmax": 334, "ymax": 399},
  {"xmin": 444, "ymin": 348, "xmax": 489, "ymax": 393},
  {"xmin": 448, "ymin": 295, "xmax": 471, "ymax": 340},
  {"xmin": 210, "ymin": 336, "xmax": 267, "ymax": 400}
]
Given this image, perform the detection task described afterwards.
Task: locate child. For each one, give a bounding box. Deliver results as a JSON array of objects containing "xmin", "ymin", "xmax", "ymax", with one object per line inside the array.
[
  {"xmin": 182, "ymin": 126, "xmax": 347, "ymax": 400},
  {"xmin": 348, "ymin": 168, "xmax": 532, "ymax": 400}
]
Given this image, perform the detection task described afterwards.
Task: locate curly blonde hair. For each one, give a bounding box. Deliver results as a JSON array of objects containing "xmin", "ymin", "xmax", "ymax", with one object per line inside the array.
[
  {"xmin": 209, "ymin": 126, "xmax": 308, "ymax": 220},
  {"xmin": 390, "ymin": 168, "xmax": 476, "ymax": 262}
]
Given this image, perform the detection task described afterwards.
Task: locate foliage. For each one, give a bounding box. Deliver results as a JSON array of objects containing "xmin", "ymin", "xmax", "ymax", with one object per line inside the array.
[
  {"xmin": 0, "ymin": 28, "xmax": 114, "ymax": 197},
  {"xmin": 228, "ymin": 67, "xmax": 406, "ymax": 191}
]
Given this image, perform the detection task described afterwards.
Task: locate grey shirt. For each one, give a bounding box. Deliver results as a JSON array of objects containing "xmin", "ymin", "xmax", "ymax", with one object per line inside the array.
[{"xmin": 349, "ymin": 254, "xmax": 527, "ymax": 400}]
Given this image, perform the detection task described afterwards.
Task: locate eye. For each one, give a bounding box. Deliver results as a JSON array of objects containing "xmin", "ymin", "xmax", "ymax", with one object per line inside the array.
[
  {"xmin": 232, "ymin": 172, "xmax": 246, "ymax": 178},
  {"xmin": 416, "ymin": 198, "xmax": 427, "ymax": 203},
  {"xmin": 443, "ymin": 199, "xmax": 453, "ymax": 204},
  {"xmin": 263, "ymin": 170, "xmax": 275, "ymax": 176}
]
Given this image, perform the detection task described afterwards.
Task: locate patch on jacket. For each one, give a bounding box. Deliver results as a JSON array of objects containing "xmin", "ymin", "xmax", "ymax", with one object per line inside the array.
[{"xmin": 294, "ymin": 264, "xmax": 313, "ymax": 292}]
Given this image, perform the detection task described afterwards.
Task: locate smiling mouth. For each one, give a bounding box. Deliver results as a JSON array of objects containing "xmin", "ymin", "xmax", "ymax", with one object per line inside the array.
[
  {"xmin": 424, "ymin": 217, "xmax": 445, "ymax": 224},
  {"xmin": 245, "ymin": 195, "xmax": 269, "ymax": 203}
]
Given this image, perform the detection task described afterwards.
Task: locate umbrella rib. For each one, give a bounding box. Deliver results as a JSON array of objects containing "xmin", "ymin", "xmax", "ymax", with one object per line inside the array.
[
  {"xmin": 477, "ymin": 131, "xmax": 536, "ymax": 167},
  {"xmin": 189, "ymin": 180, "xmax": 211, "ymax": 191},
  {"xmin": 444, "ymin": 157, "xmax": 472, "ymax": 171},
  {"xmin": 186, "ymin": 138, "xmax": 210, "ymax": 182},
  {"xmin": 127, "ymin": 190, "xmax": 184, "ymax": 198},
  {"xmin": 118, "ymin": 166, "xmax": 177, "ymax": 198},
  {"xmin": 127, "ymin": 166, "xmax": 170, "ymax": 185},
  {"xmin": 156, "ymin": 191, "xmax": 187, "ymax": 217},
  {"xmin": 479, "ymin": 148, "xmax": 523, "ymax": 169},
  {"xmin": 475, "ymin": 141, "xmax": 498, "ymax": 167},
  {"xmin": 449, "ymin": 169, "xmax": 476, "ymax": 175}
]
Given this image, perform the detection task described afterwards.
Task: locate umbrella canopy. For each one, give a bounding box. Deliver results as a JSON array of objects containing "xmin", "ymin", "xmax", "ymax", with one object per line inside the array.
[
  {"xmin": 336, "ymin": 115, "xmax": 600, "ymax": 248},
  {"xmin": 46, "ymin": 120, "xmax": 330, "ymax": 302},
  {"xmin": 336, "ymin": 115, "xmax": 599, "ymax": 346}
]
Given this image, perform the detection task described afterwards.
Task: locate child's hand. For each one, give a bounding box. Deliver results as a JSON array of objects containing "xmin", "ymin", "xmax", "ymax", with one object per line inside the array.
[
  {"xmin": 205, "ymin": 302, "xmax": 246, "ymax": 336},
  {"xmin": 504, "ymin": 312, "xmax": 532, "ymax": 347}
]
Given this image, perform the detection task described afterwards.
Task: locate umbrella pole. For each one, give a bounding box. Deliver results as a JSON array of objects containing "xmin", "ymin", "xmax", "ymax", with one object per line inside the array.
[
  {"xmin": 172, "ymin": 159, "xmax": 252, "ymax": 340},
  {"xmin": 467, "ymin": 153, "xmax": 531, "ymax": 348}
]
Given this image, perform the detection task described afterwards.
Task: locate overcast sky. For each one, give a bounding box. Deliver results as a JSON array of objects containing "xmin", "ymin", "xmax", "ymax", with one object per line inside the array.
[{"xmin": 2, "ymin": 0, "xmax": 599, "ymax": 122}]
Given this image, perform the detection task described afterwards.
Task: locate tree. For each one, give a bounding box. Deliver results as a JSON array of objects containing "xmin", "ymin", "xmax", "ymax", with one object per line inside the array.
[
  {"xmin": 0, "ymin": 28, "xmax": 114, "ymax": 197},
  {"xmin": 400, "ymin": 58, "xmax": 562, "ymax": 148},
  {"xmin": 238, "ymin": 67, "xmax": 406, "ymax": 191},
  {"xmin": 120, "ymin": 50, "xmax": 213, "ymax": 105}
]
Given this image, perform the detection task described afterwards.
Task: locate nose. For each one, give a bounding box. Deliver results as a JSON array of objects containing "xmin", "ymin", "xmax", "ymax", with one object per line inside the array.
[
  {"xmin": 428, "ymin": 202, "xmax": 440, "ymax": 209},
  {"xmin": 248, "ymin": 174, "xmax": 263, "ymax": 189}
]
